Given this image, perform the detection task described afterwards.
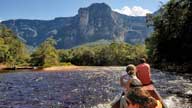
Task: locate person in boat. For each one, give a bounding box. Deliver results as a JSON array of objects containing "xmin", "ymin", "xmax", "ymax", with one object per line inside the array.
[
  {"xmin": 136, "ymin": 58, "xmax": 152, "ymax": 85},
  {"xmin": 119, "ymin": 64, "xmax": 159, "ymax": 108},
  {"xmin": 120, "ymin": 64, "xmax": 142, "ymax": 108}
]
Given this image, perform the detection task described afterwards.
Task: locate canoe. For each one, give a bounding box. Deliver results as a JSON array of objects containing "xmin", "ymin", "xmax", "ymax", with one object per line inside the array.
[
  {"xmin": 111, "ymin": 84, "xmax": 167, "ymax": 108},
  {"xmin": 142, "ymin": 84, "xmax": 167, "ymax": 108}
]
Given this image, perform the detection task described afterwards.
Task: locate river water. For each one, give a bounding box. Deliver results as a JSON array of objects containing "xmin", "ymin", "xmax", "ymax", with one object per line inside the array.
[{"xmin": 0, "ymin": 67, "xmax": 191, "ymax": 108}]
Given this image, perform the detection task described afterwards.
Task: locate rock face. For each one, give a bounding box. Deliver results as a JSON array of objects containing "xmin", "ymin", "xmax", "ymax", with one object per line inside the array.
[{"xmin": 1, "ymin": 3, "xmax": 151, "ymax": 49}]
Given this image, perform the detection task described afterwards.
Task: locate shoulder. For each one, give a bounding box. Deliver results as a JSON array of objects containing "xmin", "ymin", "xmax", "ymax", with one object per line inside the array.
[
  {"xmin": 144, "ymin": 63, "xmax": 150, "ymax": 68},
  {"xmin": 136, "ymin": 64, "xmax": 142, "ymax": 68},
  {"xmin": 120, "ymin": 74, "xmax": 129, "ymax": 79}
]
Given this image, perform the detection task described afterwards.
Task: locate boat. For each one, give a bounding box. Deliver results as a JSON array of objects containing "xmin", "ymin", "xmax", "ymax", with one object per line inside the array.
[{"xmin": 111, "ymin": 84, "xmax": 167, "ymax": 108}]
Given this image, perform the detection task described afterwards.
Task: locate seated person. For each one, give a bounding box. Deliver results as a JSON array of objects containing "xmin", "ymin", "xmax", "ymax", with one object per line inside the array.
[
  {"xmin": 119, "ymin": 64, "xmax": 141, "ymax": 108},
  {"xmin": 136, "ymin": 58, "xmax": 152, "ymax": 85},
  {"xmin": 120, "ymin": 64, "xmax": 161, "ymax": 108}
]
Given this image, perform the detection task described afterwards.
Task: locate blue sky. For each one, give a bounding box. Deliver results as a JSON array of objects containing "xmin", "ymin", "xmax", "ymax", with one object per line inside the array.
[{"xmin": 0, "ymin": 0, "xmax": 169, "ymax": 21}]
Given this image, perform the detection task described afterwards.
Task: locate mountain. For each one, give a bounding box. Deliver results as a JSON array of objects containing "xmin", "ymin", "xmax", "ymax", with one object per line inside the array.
[{"xmin": 1, "ymin": 3, "xmax": 151, "ymax": 49}]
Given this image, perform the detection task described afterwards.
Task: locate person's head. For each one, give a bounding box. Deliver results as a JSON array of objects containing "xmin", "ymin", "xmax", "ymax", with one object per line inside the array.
[
  {"xmin": 126, "ymin": 64, "xmax": 136, "ymax": 75},
  {"xmin": 139, "ymin": 58, "xmax": 146, "ymax": 64}
]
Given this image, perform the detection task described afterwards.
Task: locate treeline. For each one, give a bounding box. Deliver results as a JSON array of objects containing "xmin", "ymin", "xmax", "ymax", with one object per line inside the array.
[
  {"xmin": 30, "ymin": 38, "xmax": 147, "ymax": 66},
  {"xmin": 0, "ymin": 24, "xmax": 147, "ymax": 67},
  {"xmin": 58, "ymin": 43, "xmax": 147, "ymax": 66},
  {"xmin": 146, "ymin": 0, "xmax": 192, "ymax": 72}
]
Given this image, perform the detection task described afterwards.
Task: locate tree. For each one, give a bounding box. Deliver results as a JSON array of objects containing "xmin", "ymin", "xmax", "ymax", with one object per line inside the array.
[
  {"xmin": 30, "ymin": 37, "xmax": 59, "ymax": 67},
  {"xmin": 146, "ymin": 0, "xmax": 192, "ymax": 71},
  {"xmin": 0, "ymin": 24, "xmax": 29, "ymax": 66},
  {"xmin": 58, "ymin": 49, "xmax": 72, "ymax": 63}
]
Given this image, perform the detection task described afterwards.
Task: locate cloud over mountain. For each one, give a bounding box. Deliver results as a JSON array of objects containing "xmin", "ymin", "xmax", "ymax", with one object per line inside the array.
[{"xmin": 113, "ymin": 6, "xmax": 152, "ymax": 16}]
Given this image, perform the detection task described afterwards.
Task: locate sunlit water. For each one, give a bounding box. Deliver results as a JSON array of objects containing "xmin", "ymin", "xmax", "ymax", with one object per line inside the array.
[{"xmin": 0, "ymin": 67, "xmax": 191, "ymax": 108}]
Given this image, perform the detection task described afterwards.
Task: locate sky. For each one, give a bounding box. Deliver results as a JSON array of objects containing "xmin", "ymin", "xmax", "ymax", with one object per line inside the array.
[{"xmin": 0, "ymin": 0, "xmax": 169, "ymax": 21}]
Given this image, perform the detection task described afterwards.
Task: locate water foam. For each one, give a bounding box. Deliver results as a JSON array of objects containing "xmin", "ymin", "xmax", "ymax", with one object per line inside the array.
[
  {"xmin": 91, "ymin": 103, "xmax": 111, "ymax": 108},
  {"xmin": 185, "ymin": 90, "xmax": 192, "ymax": 95},
  {"xmin": 164, "ymin": 95, "xmax": 182, "ymax": 108}
]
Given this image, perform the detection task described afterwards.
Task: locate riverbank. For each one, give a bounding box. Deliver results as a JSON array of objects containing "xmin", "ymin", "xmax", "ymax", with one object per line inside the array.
[
  {"xmin": 0, "ymin": 64, "xmax": 7, "ymax": 70},
  {"xmin": 42, "ymin": 66, "xmax": 124, "ymax": 72},
  {"xmin": 42, "ymin": 66, "xmax": 91, "ymax": 72},
  {"xmin": 1, "ymin": 65, "xmax": 125, "ymax": 73},
  {"xmin": 0, "ymin": 65, "xmax": 81, "ymax": 72},
  {"xmin": 0, "ymin": 65, "xmax": 36, "ymax": 71}
]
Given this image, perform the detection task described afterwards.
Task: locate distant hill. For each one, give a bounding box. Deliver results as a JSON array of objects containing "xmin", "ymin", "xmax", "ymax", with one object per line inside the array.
[{"xmin": 1, "ymin": 3, "xmax": 151, "ymax": 49}]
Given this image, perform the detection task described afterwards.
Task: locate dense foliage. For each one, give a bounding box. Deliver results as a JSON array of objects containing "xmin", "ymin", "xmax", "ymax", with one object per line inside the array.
[
  {"xmin": 0, "ymin": 24, "xmax": 29, "ymax": 66},
  {"xmin": 30, "ymin": 37, "xmax": 59, "ymax": 67},
  {"xmin": 146, "ymin": 0, "xmax": 192, "ymax": 72},
  {"xmin": 58, "ymin": 43, "xmax": 147, "ymax": 66}
]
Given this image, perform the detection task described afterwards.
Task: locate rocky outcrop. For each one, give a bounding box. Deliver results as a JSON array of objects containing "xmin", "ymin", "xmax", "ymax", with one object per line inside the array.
[{"xmin": 1, "ymin": 3, "xmax": 150, "ymax": 49}]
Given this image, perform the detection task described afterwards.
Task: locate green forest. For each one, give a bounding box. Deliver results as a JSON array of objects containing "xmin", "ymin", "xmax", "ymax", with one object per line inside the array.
[
  {"xmin": 0, "ymin": 0, "xmax": 192, "ymax": 72},
  {"xmin": 146, "ymin": 0, "xmax": 192, "ymax": 72}
]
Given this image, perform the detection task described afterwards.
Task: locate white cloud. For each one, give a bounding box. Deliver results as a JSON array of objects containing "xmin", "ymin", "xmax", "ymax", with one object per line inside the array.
[
  {"xmin": 0, "ymin": 18, "xmax": 3, "ymax": 23},
  {"xmin": 113, "ymin": 6, "xmax": 152, "ymax": 16}
]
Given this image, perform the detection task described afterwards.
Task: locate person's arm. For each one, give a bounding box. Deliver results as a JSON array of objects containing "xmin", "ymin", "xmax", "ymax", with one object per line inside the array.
[
  {"xmin": 125, "ymin": 80, "xmax": 131, "ymax": 92},
  {"xmin": 136, "ymin": 65, "xmax": 140, "ymax": 78},
  {"xmin": 121, "ymin": 79, "xmax": 132, "ymax": 96},
  {"xmin": 120, "ymin": 75, "xmax": 126, "ymax": 87}
]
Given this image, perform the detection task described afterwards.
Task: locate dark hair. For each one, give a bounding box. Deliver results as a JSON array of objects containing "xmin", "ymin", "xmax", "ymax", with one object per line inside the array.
[{"xmin": 139, "ymin": 58, "xmax": 146, "ymax": 64}]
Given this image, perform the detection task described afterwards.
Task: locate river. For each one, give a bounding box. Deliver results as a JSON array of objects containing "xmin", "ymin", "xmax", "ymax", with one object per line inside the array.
[{"xmin": 0, "ymin": 67, "xmax": 191, "ymax": 108}]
